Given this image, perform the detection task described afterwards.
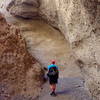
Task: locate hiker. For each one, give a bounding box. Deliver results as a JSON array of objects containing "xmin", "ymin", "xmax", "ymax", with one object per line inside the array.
[{"xmin": 47, "ymin": 60, "xmax": 59, "ymax": 96}]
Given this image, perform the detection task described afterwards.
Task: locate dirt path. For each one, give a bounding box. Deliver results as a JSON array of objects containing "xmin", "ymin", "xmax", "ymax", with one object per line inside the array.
[
  {"xmin": 39, "ymin": 77, "xmax": 92, "ymax": 100},
  {"xmin": 0, "ymin": 1, "xmax": 92, "ymax": 100}
]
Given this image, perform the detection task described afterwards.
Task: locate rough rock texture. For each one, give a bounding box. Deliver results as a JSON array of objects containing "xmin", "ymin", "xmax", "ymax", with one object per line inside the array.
[
  {"xmin": 6, "ymin": 0, "xmax": 100, "ymax": 99},
  {"xmin": 39, "ymin": 0, "xmax": 97, "ymax": 43},
  {"xmin": 7, "ymin": 0, "xmax": 40, "ymax": 18},
  {"xmin": 0, "ymin": 13, "xmax": 44, "ymax": 100},
  {"xmin": 39, "ymin": 0, "xmax": 100, "ymax": 100}
]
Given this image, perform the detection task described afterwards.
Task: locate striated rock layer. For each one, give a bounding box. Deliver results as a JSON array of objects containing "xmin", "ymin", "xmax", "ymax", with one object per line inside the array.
[{"xmin": 0, "ymin": 13, "xmax": 44, "ymax": 100}]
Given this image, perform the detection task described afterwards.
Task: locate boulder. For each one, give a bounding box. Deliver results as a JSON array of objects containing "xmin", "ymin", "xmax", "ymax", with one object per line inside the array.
[{"xmin": 7, "ymin": 0, "xmax": 40, "ymax": 19}]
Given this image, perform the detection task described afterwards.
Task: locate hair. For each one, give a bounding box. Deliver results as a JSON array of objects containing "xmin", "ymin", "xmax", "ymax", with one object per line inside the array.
[{"xmin": 51, "ymin": 60, "xmax": 56, "ymax": 64}]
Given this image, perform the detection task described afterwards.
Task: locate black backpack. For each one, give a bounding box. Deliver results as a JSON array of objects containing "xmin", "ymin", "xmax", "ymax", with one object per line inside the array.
[{"xmin": 47, "ymin": 67, "xmax": 58, "ymax": 76}]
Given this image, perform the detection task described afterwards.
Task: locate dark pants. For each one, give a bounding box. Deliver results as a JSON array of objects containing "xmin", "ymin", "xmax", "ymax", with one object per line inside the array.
[{"xmin": 48, "ymin": 74, "xmax": 59, "ymax": 85}]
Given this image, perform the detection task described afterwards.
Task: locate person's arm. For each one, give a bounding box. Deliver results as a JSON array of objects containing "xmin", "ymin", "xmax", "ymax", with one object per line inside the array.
[
  {"xmin": 47, "ymin": 65, "xmax": 50, "ymax": 77},
  {"xmin": 56, "ymin": 66, "xmax": 59, "ymax": 79},
  {"xmin": 43, "ymin": 67, "xmax": 48, "ymax": 71}
]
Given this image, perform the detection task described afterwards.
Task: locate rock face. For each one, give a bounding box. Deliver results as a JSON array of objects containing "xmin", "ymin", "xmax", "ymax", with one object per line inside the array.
[
  {"xmin": 39, "ymin": 0, "xmax": 100, "ymax": 100},
  {"xmin": 0, "ymin": 13, "xmax": 44, "ymax": 100},
  {"xmin": 39, "ymin": 0, "xmax": 100, "ymax": 99},
  {"xmin": 6, "ymin": 0, "xmax": 100, "ymax": 99},
  {"xmin": 7, "ymin": 0, "xmax": 40, "ymax": 18}
]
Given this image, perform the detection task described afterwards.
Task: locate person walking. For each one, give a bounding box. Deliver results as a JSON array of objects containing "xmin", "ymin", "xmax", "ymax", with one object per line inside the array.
[{"xmin": 47, "ymin": 60, "xmax": 59, "ymax": 96}]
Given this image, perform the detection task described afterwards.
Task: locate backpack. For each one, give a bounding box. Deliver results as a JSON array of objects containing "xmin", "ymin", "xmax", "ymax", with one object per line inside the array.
[{"xmin": 47, "ymin": 67, "xmax": 58, "ymax": 77}]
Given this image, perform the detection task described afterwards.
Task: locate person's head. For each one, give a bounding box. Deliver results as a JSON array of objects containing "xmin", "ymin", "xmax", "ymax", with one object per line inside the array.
[{"xmin": 51, "ymin": 60, "xmax": 56, "ymax": 64}]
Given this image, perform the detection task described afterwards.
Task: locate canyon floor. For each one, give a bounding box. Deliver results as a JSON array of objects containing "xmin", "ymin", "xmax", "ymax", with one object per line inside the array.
[{"xmin": 0, "ymin": 0, "xmax": 93, "ymax": 100}]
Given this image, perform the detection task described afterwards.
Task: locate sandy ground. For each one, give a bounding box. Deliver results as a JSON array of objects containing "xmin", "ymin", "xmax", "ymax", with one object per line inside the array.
[{"xmin": 0, "ymin": 0, "xmax": 93, "ymax": 100}]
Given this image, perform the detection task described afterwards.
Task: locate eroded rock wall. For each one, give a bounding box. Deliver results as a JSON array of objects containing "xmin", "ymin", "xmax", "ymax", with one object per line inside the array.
[
  {"xmin": 6, "ymin": 0, "xmax": 100, "ymax": 99},
  {"xmin": 0, "ymin": 13, "xmax": 44, "ymax": 100},
  {"xmin": 39, "ymin": 0, "xmax": 100, "ymax": 100},
  {"xmin": 39, "ymin": 0, "xmax": 97, "ymax": 43},
  {"xmin": 7, "ymin": 0, "xmax": 40, "ymax": 18}
]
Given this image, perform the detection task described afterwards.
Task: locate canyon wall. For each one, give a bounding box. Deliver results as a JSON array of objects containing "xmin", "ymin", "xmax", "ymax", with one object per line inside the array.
[
  {"xmin": 40, "ymin": 1, "xmax": 100, "ymax": 99},
  {"xmin": 39, "ymin": 1, "xmax": 100, "ymax": 99},
  {"xmin": 6, "ymin": 0, "xmax": 100, "ymax": 99},
  {"xmin": 0, "ymin": 13, "xmax": 44, "ymax": 100}
]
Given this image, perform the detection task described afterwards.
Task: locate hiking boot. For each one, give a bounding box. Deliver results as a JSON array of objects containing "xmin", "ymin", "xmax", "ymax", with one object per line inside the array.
[
  {"xmin": 50, "ymin": 91, "xmax": 56, "ymax": 96},
  {"xmin": 50, "ymin": 91, "xmax": 54, "ymax": 95}
]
